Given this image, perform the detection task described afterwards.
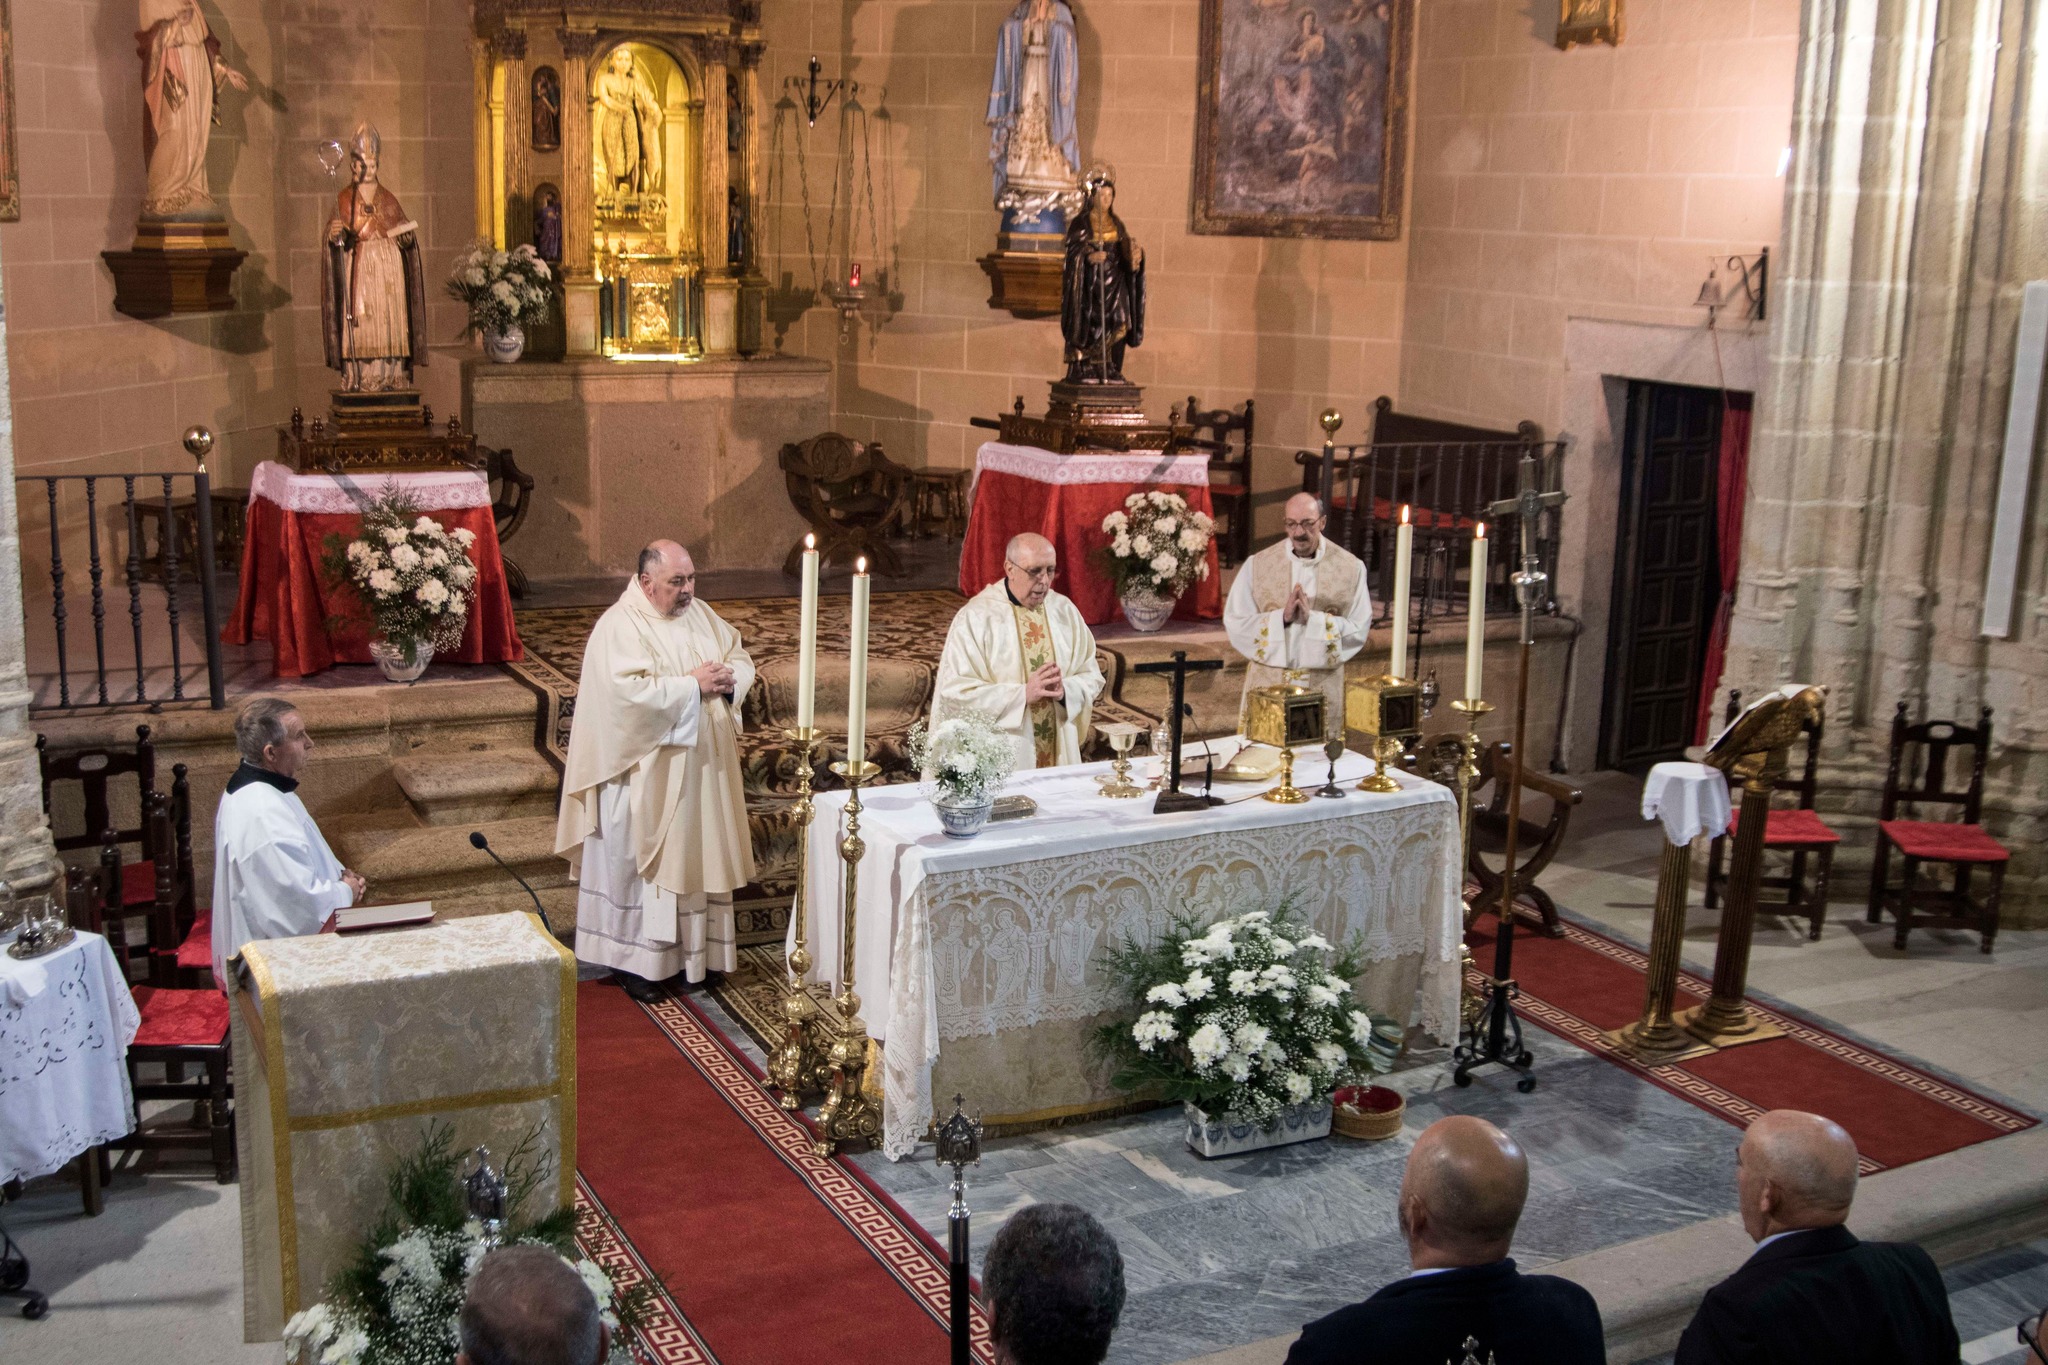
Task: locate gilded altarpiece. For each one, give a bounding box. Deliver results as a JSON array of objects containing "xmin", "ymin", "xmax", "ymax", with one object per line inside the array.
[{"xmin": 473, "ymin": 2, "xmax": 765, "ymax": 359}]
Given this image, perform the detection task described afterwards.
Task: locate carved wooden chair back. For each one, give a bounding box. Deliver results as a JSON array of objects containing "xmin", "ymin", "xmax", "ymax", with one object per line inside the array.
[
  {"xmin": 1879, "ymin": 701, "xmax": 1992, "ymax": 825},
  {"xmin": 38, "ymin": 725, "xmax": 158, "ymax": 862},
  {"xmin": 777, "ymin": 433, "xmax": 911, "ymax": 575},
  {"xmin": 1184, "ymin": 395, "xmax": 1254, "ymax": 565},
  {"xmin": 482, "ymin": 445, "xmax": 534, "ymax": 544}
]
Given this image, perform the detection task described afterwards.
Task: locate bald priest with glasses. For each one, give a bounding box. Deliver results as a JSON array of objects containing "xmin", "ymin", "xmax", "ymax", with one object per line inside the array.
[
  {"xmin": 933, "ymin": 532, "xmax": 1105, "ymax": 769},
  {"xmin": 1223, "ymin": 492, "xmax": 1374, "ymax": 741}
]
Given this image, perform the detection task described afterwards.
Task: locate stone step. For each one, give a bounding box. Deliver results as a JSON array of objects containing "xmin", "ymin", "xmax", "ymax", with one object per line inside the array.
[
  {"xmin": 390, "ymin": 752, "xmax": 561, "ymax": 825},
  {"xmin": 336, "ymin": 815, "xmax": 572, "ymax": 907}
]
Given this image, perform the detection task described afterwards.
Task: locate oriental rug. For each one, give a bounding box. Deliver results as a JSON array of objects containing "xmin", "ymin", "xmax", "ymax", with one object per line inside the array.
[
  {"xmin": 576, "ymin": 980, "xmax": 995, "ymax": 1365},
  {"xmin": 507, "ymin": 590, "xmax": 1160, "ymax": 945},
  {"xmin": 1468, "ymin": 917, "xmax": 2037, "ymax": 1171}
]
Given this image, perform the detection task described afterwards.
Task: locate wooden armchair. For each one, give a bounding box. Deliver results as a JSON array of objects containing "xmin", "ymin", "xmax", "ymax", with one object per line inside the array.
[
  {"xmin": 779, "ymin": 433, "xmax": 912, "ymax": 577},
  {"xmin": 1867, "ymin": 702, "xmax": 2008, "ymax": 952},
  {"xmin": 1400, "ymin": 737, "xmax": 1581, "ymax": 935},
  {"xmin": 1184, "ymin": 395, "xmax": 1254, "ymax": 567},
  {"xmin": 40, "ymin": 725, "xmax": 161, "ymax": 979},
  {"xmin": 481, "ymin": 446, "xmax": 536, "ymax": 598}
]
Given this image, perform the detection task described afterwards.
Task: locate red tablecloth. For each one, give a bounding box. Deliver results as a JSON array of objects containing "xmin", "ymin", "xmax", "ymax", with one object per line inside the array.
[
  {"xmin": 958, "ymin": 443, "xmax": 1222, "ymax": 626},
  {"xmin": 226, "ymin": 463, "xmax": 524, "ymax": 678}
]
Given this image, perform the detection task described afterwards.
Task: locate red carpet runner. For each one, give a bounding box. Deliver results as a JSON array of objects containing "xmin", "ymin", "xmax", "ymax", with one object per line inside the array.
[
  {"xmin": 575, "ymin": 981, "xmax": 994, "ymax": 1365},
  {"xmin": 1471, "ymin": 919, "xmax": 2036, "ymax": 1170}
]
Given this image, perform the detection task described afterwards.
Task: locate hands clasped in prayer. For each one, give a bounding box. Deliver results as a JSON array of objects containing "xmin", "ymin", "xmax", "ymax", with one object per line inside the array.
[
  {"xmin": 1282, "ymin": 582, "xmax": 1310, "ymax": 627},
  {"xmin": 1025, "ymin": 659, "xmax": 1065, "ymax": 703},
  {"xmin": 689, "ymin": 659, "xmax": 736, "ymax": 700}
]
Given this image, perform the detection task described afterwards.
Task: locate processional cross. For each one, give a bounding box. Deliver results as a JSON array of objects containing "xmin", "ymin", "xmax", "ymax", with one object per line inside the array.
[{"xmin": 1454, "ymin": 451, "xmax": 1567, "ymax": 1092}]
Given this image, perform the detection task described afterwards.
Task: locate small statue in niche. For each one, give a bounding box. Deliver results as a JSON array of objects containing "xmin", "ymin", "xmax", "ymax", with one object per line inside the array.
[
  {"xmin": 727, "ymin": 186, "xmax": 747, "ymax": 270},
  {"xmin": 136, "ymin": 0, "xmax": 249, "ymax": 219},
  {"xmin": 594, "ymin": 47, "xmax": 664, "ymax": 197},
  {"xmin": 321, "ymin": 124, "xmax": 426, "ymax": 392},
  {"xmin": 533, "ymin": 184, "xmax": 563, "ymax": 263},
  {"xmin": 531, "ymin": 66, "xmax": 562, "ymax": 152},
  {"xmin": 1060, "ymin": 167, "xmax": 1145, "ymax": 385}
]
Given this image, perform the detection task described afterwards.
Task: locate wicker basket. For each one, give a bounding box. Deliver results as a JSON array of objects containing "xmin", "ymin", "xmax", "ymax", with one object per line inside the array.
[{"xmin": 1332, "ymin": 1085, "xmax": 1405, "ymax": 1140}]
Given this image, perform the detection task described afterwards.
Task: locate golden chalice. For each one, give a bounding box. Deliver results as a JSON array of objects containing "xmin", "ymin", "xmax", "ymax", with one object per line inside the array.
[{"xmin": 1096, "ymin": 722, "xmax": 1145, "ymax": 798}]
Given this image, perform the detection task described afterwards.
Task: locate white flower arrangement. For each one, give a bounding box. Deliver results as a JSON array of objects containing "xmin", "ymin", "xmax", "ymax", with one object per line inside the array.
[
  {"xmin": 323, "ymin": 488, "xmax": 479, "ymax": 667},
  {"xmin": 1099, "ymin": 491, "xmax": 1214, "ymax": 599},
  {"xmin": 445, "ymin": 240, "xmax": 553, "ymax": 336},
  {"xmin": 907, "ymin": 708, "xmax": 1018, "ymax": 808},
  {"xmin": 1097, "ymin": 905, "xmax": 1403, "ymax": 1128}
]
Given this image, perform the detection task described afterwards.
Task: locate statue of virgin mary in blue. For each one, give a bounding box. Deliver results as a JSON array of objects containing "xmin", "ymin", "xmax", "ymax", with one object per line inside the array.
[{"xmin": 987, "ymin": 0, "xmax": 1082, "ymax": 212}]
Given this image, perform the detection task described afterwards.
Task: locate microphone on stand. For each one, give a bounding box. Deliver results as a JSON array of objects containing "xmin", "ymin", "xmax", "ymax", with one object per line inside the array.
[{"xmin": 469, "ymin": 831, "xmax": 553, "ymax": 935}]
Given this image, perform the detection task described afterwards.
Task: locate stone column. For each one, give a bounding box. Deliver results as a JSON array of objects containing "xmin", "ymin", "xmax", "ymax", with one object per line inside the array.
[
  {"xmin": 0, "ymin": 241, "xmax": 61, "ymax": 892},
  {"xmin": 698, "ymin": 38, "xmax": 737, "ymax": 357},
  {"xmin": 471, "ymin": 36, "xmax": 495, "ymax": 241},
  {"xmin": 1725, "ymin": 0, "xmax": 2048, "ymax": 919},
  {"xmin": 559, "ymin": 28, "xmax": 601, "ymax": 356},
  {"xmin": 498, "ymin": 27, "xmax": 532, "ymax": 252}
]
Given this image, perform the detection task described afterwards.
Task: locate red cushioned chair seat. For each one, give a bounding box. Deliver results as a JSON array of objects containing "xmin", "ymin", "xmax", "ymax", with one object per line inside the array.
[
  {"xmin": 1729, "ymin": 807, "xmax": 1841, "ymax": 847},
  {"xmin": 131, "ymin": 985, "xmax": 230, "ymax": 1047},
  {"xmin": 1210, "ymin": 482, "xmax": 1249, "ymax": 496},
  {"xmin": 1880, "ymin": 819, "xmax": 2011, "ymax": 863},
  {"xmin": 119, "ymin": 859, "xmax": 160, "ymax": 908},
  {"xmin": 174, "ymin": 913, "xmax": 213, "ymax": 971}
]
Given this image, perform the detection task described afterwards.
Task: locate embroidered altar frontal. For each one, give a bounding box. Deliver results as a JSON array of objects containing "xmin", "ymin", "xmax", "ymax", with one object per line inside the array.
[{"xmin": 232, "ymin": 913, "xmax": 577, "ymax": 1341}]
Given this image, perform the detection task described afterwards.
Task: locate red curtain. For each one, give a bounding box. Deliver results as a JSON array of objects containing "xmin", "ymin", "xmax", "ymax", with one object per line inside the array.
[{"xmin": 1694, "ymin": 391, "xmax": 1753, "ymax": 744}]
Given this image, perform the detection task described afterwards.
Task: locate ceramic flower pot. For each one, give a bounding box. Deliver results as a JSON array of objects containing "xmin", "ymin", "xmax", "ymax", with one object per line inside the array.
[
  {"xmin": 932, "ymin": 794, "xmax": 994, "ymax": 838},
  {"xmin": 370, "ymin": 639, "xmax": 433, "ymax": 684},
  {"xmin": 1120, "ymin": 587, "xmax": 1177, "ymax": 632},
  {"xmin": 1182, "ymin": 1097, "xmax": 1333, "ymax": 1158},
  {"xmin": 482, "ymin": 324, "xmax": 526, "ymax": 364},
  {"xmin": 1331, "ymin": 1085, "xmax": 1406, "ymax": 1141}
]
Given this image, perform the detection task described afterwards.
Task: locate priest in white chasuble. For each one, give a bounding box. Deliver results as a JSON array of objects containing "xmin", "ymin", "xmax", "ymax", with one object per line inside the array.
[
  {"xmin": 212, "ymin": 697, "xmax": 365, "ymax": 982},
  {"xmin": 934, "ymin": 532, "xmax": 1105, "ymax": 769},
  {"xmin": 1224, "ymin": 493, "xmax": 1374, "ymax": 739},
  {"xmin": 555, "ymin": 541, "xmax": 756, "ymax": 1001}
]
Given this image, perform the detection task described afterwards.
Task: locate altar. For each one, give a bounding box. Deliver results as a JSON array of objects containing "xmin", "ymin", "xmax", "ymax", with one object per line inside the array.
[{"xmin": 795, "ymin": 745, "xmax": 1463, "ymax": 1158}]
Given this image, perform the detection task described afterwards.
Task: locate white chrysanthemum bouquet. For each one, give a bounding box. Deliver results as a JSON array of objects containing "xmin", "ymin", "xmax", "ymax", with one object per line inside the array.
[
  {"xmin": 445, "ymin": 240, "xmax": 554, "ymax": 336},
  {"xmin": 1096, "ymin": 906, "xmax": 1403, "ymax": 1127},
  {"xmin": 1099, "ymin": 490, "xmax": 1215, "ymax": 598},
  {"xmin": 323, "ymin": 488, "xmax": 479, "ymax": 667},
  {"xmin": 908, "ymin": 709, "xmax": 1017, "ymax": 808}
]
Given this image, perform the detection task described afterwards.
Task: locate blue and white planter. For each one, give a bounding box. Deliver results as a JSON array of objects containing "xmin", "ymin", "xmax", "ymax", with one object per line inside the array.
[{"xmin": 1183, "ymin": 1097, "xmax": 1333, "ymax": 1158}]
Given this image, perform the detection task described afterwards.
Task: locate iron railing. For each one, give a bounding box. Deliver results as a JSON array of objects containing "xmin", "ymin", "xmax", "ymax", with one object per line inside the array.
[
  {"xmin": 17, "ymin": 471, "xmax": 226, "ymax": 711},
  {"xmin": 1294, "ymin": 437, "xmax": 1567, "ymax": 623}
]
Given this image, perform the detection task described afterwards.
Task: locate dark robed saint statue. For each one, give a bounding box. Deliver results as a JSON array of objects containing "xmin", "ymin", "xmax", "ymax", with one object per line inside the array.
[{"xmin": 1060, "ymin": 169, "xmax": 1146, "ymax": 385}]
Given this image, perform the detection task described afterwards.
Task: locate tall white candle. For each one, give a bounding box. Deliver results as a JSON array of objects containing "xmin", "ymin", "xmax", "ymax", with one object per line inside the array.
[
  {"xmin": 796, "ymin": 534, "xmax": 820, "ymax": 730},
  {"xmin": 846, "ymin": 559, "xmax": 870, "ymax": 767},
  {"xmin": 1465, "ymin": 523, "xmax": 1488, "ymax": 702},
  {"xmin": 1390, "ymin": 504, "xmax": 1413, "ymax": 680}
]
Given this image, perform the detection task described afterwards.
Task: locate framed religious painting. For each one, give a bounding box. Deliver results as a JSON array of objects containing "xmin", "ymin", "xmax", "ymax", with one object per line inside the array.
[
  {"xmin": 0, "ymin": 0, "xmax": 17, "ymax": 221},
  {"xmin": 1190, "ymin": 0, "xmax": 1414, "ymax": 241},
  {"xmin": 1556, "ymin": 0, "xmax": 1624, "ymax": 49}
]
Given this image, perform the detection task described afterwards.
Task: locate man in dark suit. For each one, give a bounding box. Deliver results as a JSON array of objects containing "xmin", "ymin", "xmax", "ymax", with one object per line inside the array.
[
  {"xmin": 1675, "ymin": 1109, "xmax": 1959, "ymax": 1365},
  {"xmin": 1286, "ymin": 1115, "xmax": 1604, "ymax": 1365}
]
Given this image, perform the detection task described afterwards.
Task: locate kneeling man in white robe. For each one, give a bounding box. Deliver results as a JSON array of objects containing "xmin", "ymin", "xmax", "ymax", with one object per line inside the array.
[
  {"xmin": 1224, "ymin": 493, "xmax": 1374, "ymax": 740},
  {"xmin": 212, "ymin": 697, "xmax": 365, "ymax": 982},
  {"xmin": 555, "ymin": 540, "xmax": 756, "ymax": 1001},
  {"xmin": 933, "ymin": 532, "xmax": 1105, "ymax": 769}
]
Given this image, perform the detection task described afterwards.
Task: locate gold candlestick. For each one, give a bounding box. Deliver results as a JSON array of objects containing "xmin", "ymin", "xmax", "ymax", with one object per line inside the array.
[
  {"xmin": 815, "ymin": 756, "xmax": 883, "ymax": 1157},
  {"xmin": 1449, "ymin": 698, "xmax": 1494, "ymax": 1044},
  {"xmin": 1603, "ymin": 831, "xmax": 1717, "ymax": 1065},
  {"xmin": 767, "ymin": 727, "xmax": 826, "ymax": 1108}
]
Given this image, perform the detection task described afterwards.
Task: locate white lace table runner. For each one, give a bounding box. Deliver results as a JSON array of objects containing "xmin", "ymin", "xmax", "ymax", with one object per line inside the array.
[
  {"xmin": 974, "ymin": 441, "xmax": 1213, "ymax": 487},
  {"xmin": 0, "ymin": 931, "xmax": 141, "ymax": 1184},
  {"xmin": 249, "ymin": 460, "xmax": 491, "ymax": 514}
]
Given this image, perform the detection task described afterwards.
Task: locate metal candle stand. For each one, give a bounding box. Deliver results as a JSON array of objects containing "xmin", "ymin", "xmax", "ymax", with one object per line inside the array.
[
  {"xmin": 934, "ymin": 1095, "xmax": 984, "ymax": 1365},
  {"xmin": 813, "ymin": 757, "xmax": 883, "ymax": 1157},
  {"xmin": 1449, "ymin": 697, "xmax": 1495, "ymax": 1043},
  {"xmin": 767, "ymin": 727, "xmax": 829, "ymax": 1108}
]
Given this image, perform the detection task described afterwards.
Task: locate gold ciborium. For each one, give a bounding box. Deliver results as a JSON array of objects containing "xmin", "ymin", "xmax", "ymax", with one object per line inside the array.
[
  {"xmin": 1346, "ymin": 673, "xmax": 1423, "ymax": 794},
  {"xmin": 1096, "ymin": 722, "xmax": 1145, "ymax": 798},
  {"xmin": 1245, "ymin": 672, "xmax": 1325, "ymax": 805}
]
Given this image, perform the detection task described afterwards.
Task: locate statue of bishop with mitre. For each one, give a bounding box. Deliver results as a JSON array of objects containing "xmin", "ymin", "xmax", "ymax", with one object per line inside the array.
[{"xmin": 321, "ymin": 124, "xmax": 427, "ymax": 392}]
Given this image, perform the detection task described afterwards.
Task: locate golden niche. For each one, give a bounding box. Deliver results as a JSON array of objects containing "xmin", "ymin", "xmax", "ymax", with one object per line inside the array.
[{"xmin": 593, "ymin": 42, "xmax": 701, "ymax": 356}]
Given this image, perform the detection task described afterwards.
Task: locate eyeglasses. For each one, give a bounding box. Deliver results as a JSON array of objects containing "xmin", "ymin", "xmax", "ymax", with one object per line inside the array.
[
  {"xmin": 2020, "ymin": 1311, "xmax": 2043, "ymax": 1356},
  {"xmin": 1006, "ymin": 562, "xmax": 1057, "ymax": 581},
  {"xmin": 1283, "ymin": 519, "xmax": 1323, "ymax": 532}
]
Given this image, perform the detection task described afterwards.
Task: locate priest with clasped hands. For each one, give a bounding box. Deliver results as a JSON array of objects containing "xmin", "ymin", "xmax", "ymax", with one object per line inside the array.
[
  {"xmin": 933, "ymin": 532, "xmax": 1105, "ymax": 769},
  {"xmin": 1224, "ymin": 492, "xmax": 1374, "ymax": 739},
  {"xmin": 212, "ymin": 696, "xmax": 365, "ymax": 982},
  {"xmin": 555, "ymin": 540, "xmax": 755, "ymax": 1002}
]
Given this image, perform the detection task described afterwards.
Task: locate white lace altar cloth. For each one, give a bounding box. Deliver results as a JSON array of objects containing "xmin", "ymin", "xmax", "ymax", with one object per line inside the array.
[
  {"xmin": 1641, "ymin": 761, "xmax": 1732, "ymax": 847},
  {"xmin": 249, "ymin": 460, "xmax": 491, "ymax": 514},
  {"xmin": 794, "ymin": 744, "xmax": 1463, "ymax": 1158},
  {"xmin": 0, "ymin": 931, "xmax": 140, "ymax": 1184},
  {"xmin": 974, "ymin": 441, "xmax": 1212, "ymax": 487}
]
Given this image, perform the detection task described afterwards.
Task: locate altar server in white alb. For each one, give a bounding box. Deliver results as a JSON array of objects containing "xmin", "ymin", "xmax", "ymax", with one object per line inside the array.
[
  {"xmin": 212, "ymin": 697, "xmax": 365, "ymax": 980},
  {"xmin": 555, "ymin": 541, "xmax": 755, "ymax": 1002},
  {"xmin": 934, "ymin": 532, "xmax": 1105, "ymax": 769},
  {"xmin": 1224, "ymin": 492, "xmax": 1374, "ymax": 739}
]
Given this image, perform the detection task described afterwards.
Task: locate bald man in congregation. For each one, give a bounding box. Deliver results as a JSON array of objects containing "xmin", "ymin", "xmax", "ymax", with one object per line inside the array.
[
  {"xmin": 933, "ymin": 532, "xmax": 1105, "ymax": 769},
  {"xmin": 1286, "ymin": 1115, "xmax": 1604, "ymax": 1365},
  {"xmin": 1676, "ymin": 1109, "xmax": 1958, "ymax": 1365}
]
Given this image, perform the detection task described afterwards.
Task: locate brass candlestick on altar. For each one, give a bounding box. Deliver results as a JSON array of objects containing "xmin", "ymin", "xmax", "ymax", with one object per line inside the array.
[
  {"xmin": 767, "ymin": 727, "xmax": 826, "ymax": 1108},
  {"xmin": 1675, "ymin": 686, "xmax": 1827, "ymax": 1049},
  {"xmin": 1348, "ymin": 674, "xmax": 1423, "ymax": 793},
  {"xmin": 1245, "ymin": 671, "xmax": 1324, "ymax": 804},
  {"xmin": 815, "ymin": 756, "xmax": 884, "ymax": 1156}
]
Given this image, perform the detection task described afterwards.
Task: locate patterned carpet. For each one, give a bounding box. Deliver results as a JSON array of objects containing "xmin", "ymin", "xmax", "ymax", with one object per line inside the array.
[{"xmin": 508, "ymin": 589, "xmax": 1161, "ymax": 945}]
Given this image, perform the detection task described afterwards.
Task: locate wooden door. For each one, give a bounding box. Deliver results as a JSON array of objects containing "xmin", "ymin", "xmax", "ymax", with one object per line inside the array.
[{"xmin": 1600, "ymin": 382, "xmax": 1722, "ymax": 772}]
